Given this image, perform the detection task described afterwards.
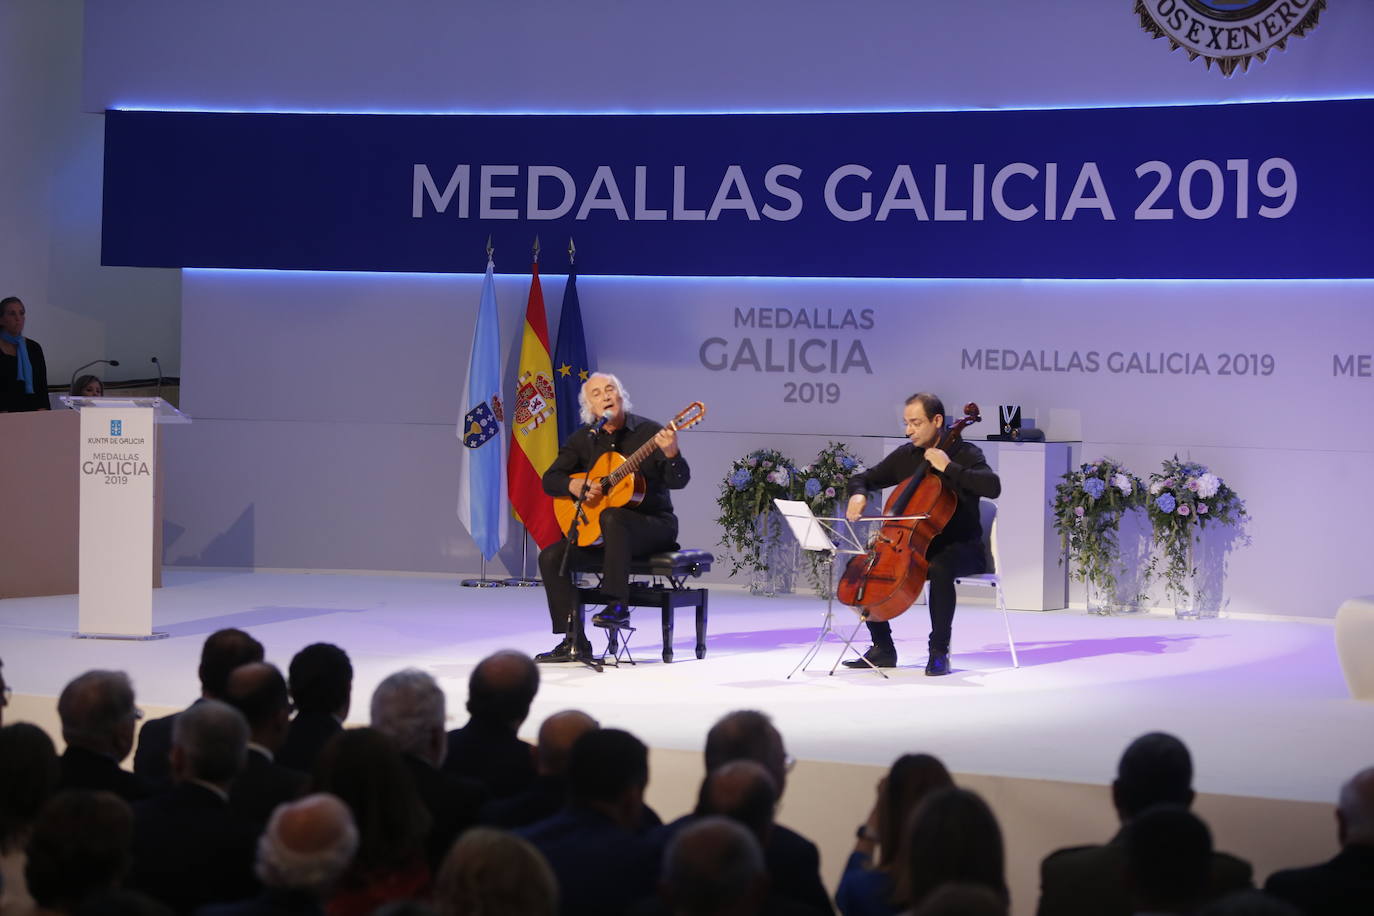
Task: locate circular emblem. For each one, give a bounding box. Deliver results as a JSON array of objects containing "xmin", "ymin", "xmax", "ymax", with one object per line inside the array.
[{"xmin": 1135, "ymin": 0, "xmax": 1326, "ymax": 76}]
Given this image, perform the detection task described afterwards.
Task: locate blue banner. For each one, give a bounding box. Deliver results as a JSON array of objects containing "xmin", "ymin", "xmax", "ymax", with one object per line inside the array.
[{"xmin": 102, "ymin": 101, "xmax": 1374, "ymax": 279}]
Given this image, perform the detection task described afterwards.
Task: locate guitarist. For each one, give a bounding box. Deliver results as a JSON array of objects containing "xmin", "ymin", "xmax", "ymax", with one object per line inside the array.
[
  {"xmin": 534, "ymin": 373, "xmax": 691, "ymax": 663},
  {"xmin": 842, "ymin": 393, "xmax": 1001, "ymax": 676}
]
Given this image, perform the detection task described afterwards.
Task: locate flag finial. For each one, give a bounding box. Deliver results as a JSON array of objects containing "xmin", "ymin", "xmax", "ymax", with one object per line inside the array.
[
  {"xmin": 486, "ymin": 235, "xmax": 494, "ymax": 260},
  {"xmin": 568, "ymin": 237, "xmax": 576, "ymax": 265},
  {"xmin": 532, "ymin": 235, "xmax": 541, "ymax": 264}
]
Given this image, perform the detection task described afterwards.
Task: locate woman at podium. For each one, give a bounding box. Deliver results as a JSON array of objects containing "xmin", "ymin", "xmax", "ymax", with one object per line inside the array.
[{"xmin": 0, "ymin": 297, "xmax": 50, "ymax": 412}]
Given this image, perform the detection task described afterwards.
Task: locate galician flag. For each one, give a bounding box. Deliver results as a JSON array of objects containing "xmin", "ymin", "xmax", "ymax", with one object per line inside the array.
[
  {"xmin": 456, "ymin": 258, "xmax": 508, "ymax": 561},
  {"xmin": 507, "ymin": 257, "xmax": 564, "ymax": 549},
  {"xmin": 552, "ymin": 258, "xmax": 592, "ymax": 446}
]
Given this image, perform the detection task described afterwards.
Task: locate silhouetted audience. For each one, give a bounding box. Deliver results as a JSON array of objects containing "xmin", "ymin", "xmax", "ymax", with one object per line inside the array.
[
  {"xmin": 26, "ymin": 790, "xmax": 134, "ymax": 915},
  {"xmin": 1123, "ymin": 805, "xmax": 1214, "ymax": 914},
  {"xmin": 700, "ymin": 710, "xmax": 832, "ymax": 916},
  {"xmin": 1264, "ymin": 765, "xmax": 1374, "ymax": 916},
  {"xmin": 661, "ymin": 817, "xmax": 769, "ymax": 916},
  {"xmin": 908, "ymin": 883, "xmax": 1007, "ymax": 916},
  {"xmin": 898, "ymin": 787, "xmax": 1007, "ymax": 912},
  {"xmin": 481, "ymin": 710, "xmax": 599, "ymax": 830},
  {"xmin": 0, "ymin": 656, "xmax": 9, "ymax": 726},
  {"xmin": 1037, "ymin": 732, "xmax": 1253, "ymax": 916},
  {"xmin": 310, "ymin": 728, "xmax": 431, "ymax": 916},
  {"xmin": 198, "ymin": 793, "xmax": 359, "ymax": 916},
  {"xmin": 444, "ymin": 651, "xmax": 538, "ymax": 799},
  {"xmin": 278, "ymin": 645, "xmax": 353, "ymax": 775},
  {"xmin": 127, "ymin": 699, "xmax": 258, "ymax": 913},
  {"xmin": 135, "ymin": 628, "xmax": 264, "ymax": 793},
  {"xmin": 57, "ymin": 670, "xmax": 151, "ymax": 803},
  {"xmin": 370, "ymin": 669, "xmax": 488, "ymax": 869},
  {"xmin": 1, "ymin": 722, "xmax": 61, "ymax": 916},
  {"xmin": 432, "ymin": 827, "xmax": 558, "ymax": 916},
  {"xmin": 837, "ymin": 753, "xmax": 954, "ymax": 916},
  {"xmin": 224, "ymin": 663, "xmax": 308, "ymax": 832},
  {"xmin": 1198, "ymin": 890, "xmax": 1301, "ymax": 916},
  {"xmin": 521, "ymin": 728, "xmax": 656, "ymax": 915}
]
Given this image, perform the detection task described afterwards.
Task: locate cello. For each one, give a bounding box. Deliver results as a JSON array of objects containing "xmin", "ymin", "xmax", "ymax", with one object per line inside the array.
[{"xmin": 835, "ymin": 403, "xmax": 982, "ymax": 621}]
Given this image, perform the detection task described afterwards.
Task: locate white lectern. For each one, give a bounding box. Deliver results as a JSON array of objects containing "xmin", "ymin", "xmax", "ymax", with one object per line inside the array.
[{"xmin": 60, "ymin": 397, "xmax": 189, "ymax": 640}]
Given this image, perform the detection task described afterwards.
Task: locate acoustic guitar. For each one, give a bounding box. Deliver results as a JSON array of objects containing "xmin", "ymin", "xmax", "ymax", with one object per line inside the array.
[{"xmin": 554, "ymin": 401, "xmax": 707, "ymax": 546}]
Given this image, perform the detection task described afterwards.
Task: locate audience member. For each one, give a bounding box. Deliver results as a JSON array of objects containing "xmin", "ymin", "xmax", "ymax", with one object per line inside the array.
[
  {"xmin": 836, "ymin": 754, "xmax": 954, "ymax": 916},
  {"xmin": 1, "ymin": 656, "xmax": 9, "ymax": 725},
  {"xmin": 25, "ymin": 790, "xmax": 134, "ymax": 915},
  {"xmin": 1264, "ymin": 765, "xmax": 1374, "ymax": 916},
  {"xmin": 701, "ymin": 711, "xmax": 832, "ymax": 915},
  {"xmin": 57, "ymin": 670, "xmax": 150, "ymax": 802},
  {"xmin": 134, "ymin": 628, "xmax": 264, "ymax": 793},
  {"xmin": 432, "ymin": 827, "xmax": 558, "ymax": 916},
  {"xmin": 521, "ymin": 727, "xmax": 656, "ymax": 915},
  {"xmin": 198, "ymin": 793, "xmax": 360, "ymax": 916},
  {"xmin": 908, "ymin": 883, "xmax": 1007, "ymax": 916},
  {"xmin": 370, "ymin": 669, "xmax": 488, "ymax": 869},
  {"xmin": 278, "ymin": 645, "xmax": 352, "ymax": 775},
  {"xmin": 71, "ymin": 375, "xmax": 105, "ymax": 398},
  {"xmin": 224, "ymin": 662, "xmax": 308, "ymax": 831},
  {"xmin": 0, "ymin": 296, "xmax": 50, "ymax": 413},
  {"xmin": 482, "ymin": 710, "xmax": 599, "ymax": 830},
  {"xmin": 695, "ymin": 761, "xmax": 778, "ymax": 845},
  {"xmin": 74, "ymin": 889, "xmax": 174, "ymax": 916},
  {"xmin": 661, "ymin": 817, "xmax": 768, "ymax": 916},
  {"xmin": 1, "ymin": 723, "xmax": 61, "ymax": 916},
  {"xmin": 1199, "ymin": 890, "xmax": 1302, "ymax": 916},
  {"xmin": 1123, "ymin": 805, "xmax": 1213, "ymax": 914},
  {"xmin": 444, "ymin": 651, "xmax": 538, "ymax": 799},
  {"xmin": 898, "ymin": 787, "xmax": 1007, "ymax": 911},
  {"xmin": 1036, "ymin": 732, "xmax": 1253, "ymax": 916},
  {"xmin": 310, "ymin": 728, "xmax": 431, "ymax": 916},
  {"xmin": 127, "ymin": 699, "xmax": 259, "ymax": 913}
]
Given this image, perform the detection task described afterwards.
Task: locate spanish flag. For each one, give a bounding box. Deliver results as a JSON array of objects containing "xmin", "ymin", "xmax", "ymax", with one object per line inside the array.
[{"xmin": 507, "ymin": 259, "xmax": 563, "ymax": 549}]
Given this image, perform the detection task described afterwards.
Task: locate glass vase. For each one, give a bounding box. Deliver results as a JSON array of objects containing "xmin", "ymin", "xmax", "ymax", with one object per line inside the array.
[
  {"xmin": 748, "ymin": 509, "xmax": 796, "ymax": 597},
  {"xmin": 1172, "ymin": 537, "xmax": 1220, "ymax": 619}
]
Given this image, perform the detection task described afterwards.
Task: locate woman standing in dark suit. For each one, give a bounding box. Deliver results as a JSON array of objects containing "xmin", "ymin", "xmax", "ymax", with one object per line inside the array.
[{"xmin": 0, "ymin": 297, "xmax": 50, "ymax": 412}]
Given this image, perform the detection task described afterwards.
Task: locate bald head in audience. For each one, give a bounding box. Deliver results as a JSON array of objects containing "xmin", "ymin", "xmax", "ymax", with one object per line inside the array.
[
  {"xmin": 1337, "ymin": 766, "xmax": 1374, "ymax": 846},
  {"xmin": 695, "ymin": 760, "xmax": 777, "ymax": 846},
  {"xmin": 663, "ymin": 816, "xmax": 768, "ymax": 916},
  {"xmin": 225, "ymin": 662, "xmax": 292, "ymax": 753},
  {"xmin": 59, "ymin": 670, "xmax": 140, "ymax": 763},
  {"xmin": 704, "ymin": 710, "xmax": 789, "ymax": 795},
  {"xmin": 535, "ymin": 710, "xmax": 599, "ymax": 777},
  {"xmin": 256, "ymin": 793, "xmax": 358, "ymax": 894},
  {"xmin": 467, "ymin": 650, "xmax": 540, "ymax": 731}
]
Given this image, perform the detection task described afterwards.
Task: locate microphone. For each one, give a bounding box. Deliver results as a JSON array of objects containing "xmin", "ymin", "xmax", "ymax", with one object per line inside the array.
[
  {"xmin": 70, "ymin": 359, "xmax": 119, "ymax": 392},
  {"xmin": 151, "ymin": 356, "xmax": 164, "ymax": 399},
  {"xmin": 592, "ymin": 411, "xmax": 614, "ymax": 433}
]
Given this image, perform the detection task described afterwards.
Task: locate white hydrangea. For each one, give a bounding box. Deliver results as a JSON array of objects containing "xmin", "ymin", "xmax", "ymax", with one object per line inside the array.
[
  {"xmin": 1112, "ymin": 473, "xmax": 1133, "ymax": 496},
  {"xmin": 1196, "ymin": 472, "xmax": 1221, "ymax": 499},
  {"xmin": 1149, "ymin": 481, "xmax": 1164, "ymax": 495}
]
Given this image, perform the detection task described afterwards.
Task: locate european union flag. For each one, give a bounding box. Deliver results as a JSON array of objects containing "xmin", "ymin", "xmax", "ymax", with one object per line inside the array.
[{"xmin": 553, "ymin": 264, "xmax": 592, "ymax": 445}]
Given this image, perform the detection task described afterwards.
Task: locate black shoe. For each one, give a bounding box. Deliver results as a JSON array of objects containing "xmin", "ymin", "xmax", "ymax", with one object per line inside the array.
[
  {"xmin": 591, "ymin": 603, "xmax": 631, "ymax": 628},
  {"xmin": 925, "ymin": 653, "xmax": 951, "ymax": 676},
  {"xmin": 534, "ymin": 636, "xmax": 595, "ymax": 663},
  {"xmin": 842, "ymin": 645, "xmax": 897, "ymax": 669}
]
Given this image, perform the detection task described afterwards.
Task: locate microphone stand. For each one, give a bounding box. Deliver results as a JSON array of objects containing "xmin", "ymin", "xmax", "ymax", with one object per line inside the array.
[{"xmin": 556, "ymin": 480, "xmax": 603, "ymax": 673}]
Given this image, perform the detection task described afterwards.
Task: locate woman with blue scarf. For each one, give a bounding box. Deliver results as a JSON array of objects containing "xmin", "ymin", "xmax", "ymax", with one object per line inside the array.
[{"xmin": 0, "ymin": 297, "xmax": 50, "ymax": 412}]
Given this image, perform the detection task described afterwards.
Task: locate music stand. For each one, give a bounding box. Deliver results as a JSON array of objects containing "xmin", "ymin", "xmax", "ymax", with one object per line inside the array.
[{"xmin": 773, "ymin": 499, "xmax": 883, "ymax": 679}]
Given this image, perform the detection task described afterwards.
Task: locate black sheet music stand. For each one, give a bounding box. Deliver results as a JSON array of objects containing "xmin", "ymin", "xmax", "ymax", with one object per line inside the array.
[{"xmin": 774, "ymin": 499, "xmax": 924, "ymax": 679}]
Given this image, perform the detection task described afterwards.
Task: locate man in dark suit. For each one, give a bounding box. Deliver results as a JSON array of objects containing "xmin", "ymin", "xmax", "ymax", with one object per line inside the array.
[
  {"xmin": 482, "ymin": 709, "xmax": 599, "ymax": 829},
  {"xmin": 1265, "ymin": 765, "xmax": 1374, "ymax": 916},
  {"xmin": 134, "ymin": 627, "xmax": 264, "ymax": 793},
  {"xmin": 662, "ymin": 817, "xmax": 772, "ymax": 916},
  {"xmin": 224, "ymin": 662, "xmax": 308, "ymax": 831},
  {"xmin": 277, "ymin": 643, "xmax": 352, "ymax": 774},
  {"xmin": 197, "ymin": 793, "xmax": 359, "ymax": 916},
  {"xmin": 24, "ymin": 789, "xmax": 135, "ymax": 914},
  {"xmin": 521, "ymin": 728, "xmax": 657, "ymax": 915},
  {"xmin": 1037, "ymin": 732, "xmax": 1253, "ymax": 916},
  {"xmin": 696, "ymin": 710, "xmax": 833, "ymax": 916},
  {"xmin": 56, "ymin": 669, "xmax": 151, "ymax": 803},
  {"xmin": 444, "ymin": 650, "xmax": 538, "ymax": 799},
  {"xmin": 370, "ymin": 667, "xmax": 488, "ymax": 869},
  {"xmin": 128, "ymin": 698, "xmax": 260, "ymax": 913}
]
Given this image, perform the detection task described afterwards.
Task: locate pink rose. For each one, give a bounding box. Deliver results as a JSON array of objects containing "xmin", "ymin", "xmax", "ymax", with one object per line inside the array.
[
  {"xmin": 1197, "ymin": 503, "xmax": 1209, "ymax": 514},
  {"xmin": 1074, "ymin": 506, "xmax": 1085, "ymax": 518},
  {"xmin": 1177, "ymin": 504, "xmax": 1191, "ymax": 516}
]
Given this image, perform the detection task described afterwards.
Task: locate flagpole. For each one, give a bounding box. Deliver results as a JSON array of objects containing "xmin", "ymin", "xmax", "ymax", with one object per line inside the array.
[
  {"xmin": 504, "ymin": 235, "xmax": 546, "ymax": 587},
  {"xmin": 460, "ymin": 236, "xmax": 509, "ymax": 588}
]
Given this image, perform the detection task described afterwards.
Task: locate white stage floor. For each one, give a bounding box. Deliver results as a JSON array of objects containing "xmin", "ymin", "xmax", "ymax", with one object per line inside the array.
[{"xmin": 2, "ymin": 569, "xmax": 1370, "ymax": 805}]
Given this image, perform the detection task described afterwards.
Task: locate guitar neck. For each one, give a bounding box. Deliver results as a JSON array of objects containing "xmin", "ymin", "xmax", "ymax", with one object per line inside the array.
[{"xmin": 602, "ymin": 425, "xmax": 672, "ymax": 485}]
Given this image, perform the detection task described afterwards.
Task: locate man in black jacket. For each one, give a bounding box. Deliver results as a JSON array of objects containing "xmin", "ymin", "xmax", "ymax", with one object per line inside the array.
[
  {"xmin": 1265, "ymin": 765, "xmax": 1374, "ymax": 916},
  {"xmin": 223, "ymin": 662, "xmax": 307, "ymax": 831},
  {"xmin": 843, "ymin": 392, "xmax": 1000, "ymax": 675},
  {"xmin": 56, "ymin": 669, "xmax": 150, "ymax": 803},
  {"xmin": 535, "ymin": 372, "xmax": 690, "ymax": 662},
  {"xmin": 277, "ymin": 642, "xmax": 352, "ymax": 774}
]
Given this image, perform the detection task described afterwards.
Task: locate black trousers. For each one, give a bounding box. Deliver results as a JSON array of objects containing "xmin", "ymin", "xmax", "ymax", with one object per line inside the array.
[
  {"xmin": 864, "ymin": 537, "xmax": 986, "ymax": 655},
  {"xmin": 537, "ymin": 507, "xmax": 679, "ymax": 635}
]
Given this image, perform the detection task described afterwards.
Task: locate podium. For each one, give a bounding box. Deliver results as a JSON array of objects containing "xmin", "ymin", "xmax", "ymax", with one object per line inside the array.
[{"xmin": 60, "ymin": 397, "xmax": 189, "ymax": 639}]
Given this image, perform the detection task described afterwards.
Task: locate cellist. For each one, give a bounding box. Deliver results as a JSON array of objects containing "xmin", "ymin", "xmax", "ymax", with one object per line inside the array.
[{"xmin": 843, "ymin": 393, "xmax": 1001, "ymax": 675}]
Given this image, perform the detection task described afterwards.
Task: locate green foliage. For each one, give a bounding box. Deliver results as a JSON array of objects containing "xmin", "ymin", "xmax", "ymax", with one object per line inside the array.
[
  {"xmin": 1051, "ymin": 457, "xmax": 1146, "ymax": 601},
  {"xmin": 715, "ymin": 449, "xmax": 798, "ymax": 576},
  {"xmin": 1144, "ymin": 456, "xmax": 1248, "ymax": 604},
  {"xmin": 792, "ymin": 442, "xmax": 865, "ymax": 597}
]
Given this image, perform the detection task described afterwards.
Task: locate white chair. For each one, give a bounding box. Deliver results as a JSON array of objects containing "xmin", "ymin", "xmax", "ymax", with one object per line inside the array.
[{"xmin": 953, "ymin": 515, "xmax": 1020, "ymax": 668}]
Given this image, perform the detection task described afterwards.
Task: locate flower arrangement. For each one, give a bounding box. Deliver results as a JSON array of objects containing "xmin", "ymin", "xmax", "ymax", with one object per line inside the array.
[
  {"xmin": 716, "ymin": 448, "xmax": 799, "ymax": 576},
  {"xmin": 792, "ymin": 442, "xmax": 865, "ymax": 597},
  {"xmin": 1145, "ymin": 456, "xmax": 1247, "ymax": 606},
  {"xmin": 1051, "ymin": 458, "xmax": 1146, "ymax": 610}
]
